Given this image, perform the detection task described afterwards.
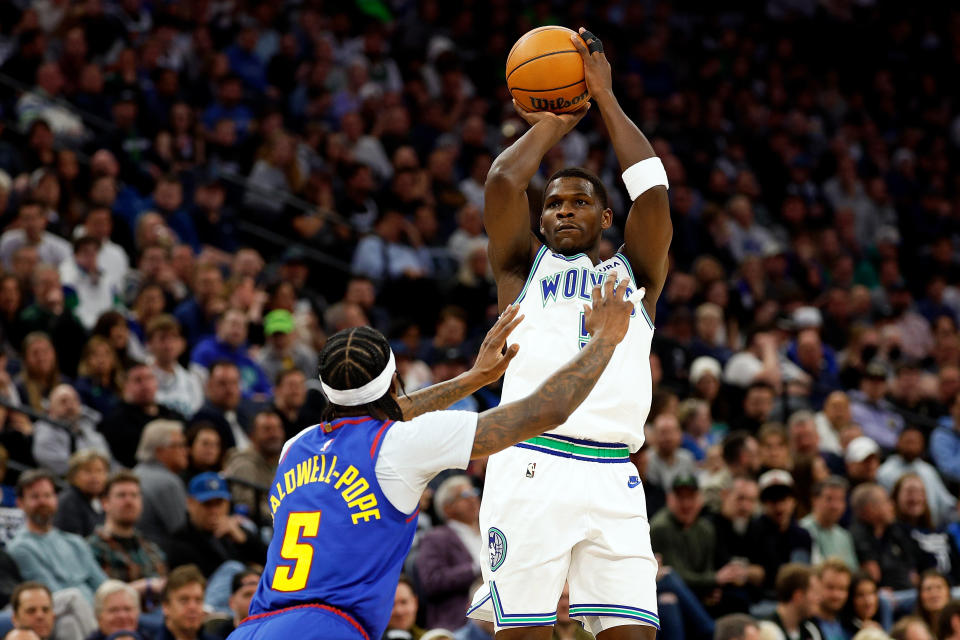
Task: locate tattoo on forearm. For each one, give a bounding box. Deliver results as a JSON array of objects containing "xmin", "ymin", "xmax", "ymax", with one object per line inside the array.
[
  {"xmin": 399, "ymin": 374, "xmax": 479, "ymax": 420},
  {"xmin": 471, "ymin": 338, "xmax": 616, "ymax": 457}
]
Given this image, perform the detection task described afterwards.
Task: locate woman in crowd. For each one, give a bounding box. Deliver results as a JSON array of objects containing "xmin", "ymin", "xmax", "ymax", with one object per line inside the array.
[
  {"xmin": 914, "ymin": 570, "xmax": 951, "ymax": 636},
  {"xmin": 93, "ymin": 310, "xmax": 147, "ymax": 369},
  {"xmin": 53, "ymin": 449, "xmax": 109, "ymax": 537},
  {"xmin": 843, "ymin": 573, "xmax": 888, "ymax": 634},
  {"xmin": 15, "ymin": 332, "xmax": 66, "ymax": 411},
  {"xmin": 182, "ymin": 422, "xmax": 224, "ymax": 482},
  {"xmin": 892, "ymin": 473, "xmax": 960, "ymax": 584},
  {"xmin": 73, "ymin": 335, "xmax": 124, "ymax": 416}
]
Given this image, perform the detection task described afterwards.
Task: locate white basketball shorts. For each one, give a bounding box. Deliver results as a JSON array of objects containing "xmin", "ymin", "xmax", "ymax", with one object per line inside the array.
[{"xmin": 466, "ymin": 434, "xmax": 660, "ymax": 635}]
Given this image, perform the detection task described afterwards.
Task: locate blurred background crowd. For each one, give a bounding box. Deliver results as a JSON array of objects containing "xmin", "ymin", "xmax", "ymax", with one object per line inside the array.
[{"xmin": 1, "ymin": 0, "xmax": 960, "ymax": 640}]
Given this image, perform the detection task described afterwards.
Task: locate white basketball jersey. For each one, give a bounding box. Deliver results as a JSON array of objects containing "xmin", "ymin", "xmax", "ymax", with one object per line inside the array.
[{"xmin": 500, "ymin": 246, "xmax": 654, "ymax": 451}]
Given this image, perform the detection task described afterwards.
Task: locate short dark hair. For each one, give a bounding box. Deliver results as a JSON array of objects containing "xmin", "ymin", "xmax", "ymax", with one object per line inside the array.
[
  {"xmin": 11, "ymin": 581, "xmax": 52, "ymax": 613},
  {"xmin": 231, "ymin": 569, "xmax": 260, "ymax": 594},
  {"xmin": 812, "ymin": 476, "xmax": 849, "ymax": 497},
  {"xmin": 746, "ymin": 381, "xmax": 776, "ymax": 397},
  {"xmin": 274, "ymin": 368, "xmax": 304, "ymax": 387},
  {"xmin": 163, "ymin": 565, "xmax": 206, "ymax": 603},
  {"xmin": 15, "ymin": 469, "xmax": 56, "ymax": 499},
  {"xmin": 544, "ymin": 167, "xmax": 609, "ymax": 210},
  {"xmin": 714, "ymin": 614, "xmax": 758, "ymax": 640},
  {"xmin": 209, "ymin": 360, "xmax": 239, "ymax": 378},
  {"xmin": 145, "ymin": 314, "xmax": 182, "ymax": 341},
  {"xmin": 722, "ymin": 431, "xmax": 752, "ymax": 467},
  {"xmin": 104, "ymin": 469, "xmax": 140, "ymax": 497},
  {"xmin": 72, "ymin": 235, "xmax": 100, "ymax": 254},
  {"xmin": 775, "ymin": 564, "xmax": 813, "ymax": 603}
]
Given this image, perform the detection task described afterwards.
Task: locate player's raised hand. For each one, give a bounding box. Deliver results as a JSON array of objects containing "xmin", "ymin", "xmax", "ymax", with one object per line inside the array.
[
  {"xmin": 583, "ymin": 273, "xmax": 635, "ymax": 343},
  {"xmin": 570, "ymin": 27, "xmax": 613, "ymax": 99},
  {"xmin": 470, "ymin": 303, "xmax": 524, "ymax": 383},
  {"xmin": 512, "ymin": 98, "xmax": 590, "ymax": 135}
]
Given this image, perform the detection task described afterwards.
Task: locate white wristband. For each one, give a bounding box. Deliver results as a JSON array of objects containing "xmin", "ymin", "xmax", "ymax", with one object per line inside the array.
[{"xmin": 622, "ymin": 157, "xmax": 669, "ymax": 201}]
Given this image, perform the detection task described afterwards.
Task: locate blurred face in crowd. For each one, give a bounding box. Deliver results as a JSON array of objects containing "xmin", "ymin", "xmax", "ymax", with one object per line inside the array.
[
  {"xmin": 251, "ymin": 413, "xmax": 285, "ymax": 459},
  {"xmin": 790, "ymin": 418, "xmax": 819, "ymax": 455},
  {"xmin": 153, "ymin": 180, "xmax": 183, "ymax": 213},
  {"xmin": 84, "ymin": 208, "xmax": 112, "ymax": 241},
  {"xmin": 744, "ymin": 387, "xmax": 774, "ymax": 421},
  {"xmin": 207, "ymin": 364, "xmax": 241, "ymax": 410},
  {"xmin": 435, "ymin": 312, "xmax": 466, "ymax": 347},
  {"xmin": 668, "ymin": 487, "xmax": 703, "ymax": 527},
  {"xmin": 799, "ymin": 576, "xmax": 822, "ymax": 620},
  {"xmin": 762, "ymin": 493, "xmax": 796, "ymax": 530},
  {"xmin": 229, "ymin": 573, "xmax": 260, "ymax": 623},
  {"xmin": 539, "ymin": 177, "xmax": 610, "ymax": 256},
  {"xmin": 796, "ymin": 330, "xmax": 822, "ymax": 371},
  {"xmin": 694, "ymin": 371, "xmax": 720, "ymax": 402},
  {"xmin": 653, "ymin": 414, "xmax": 682, "ymax": 456},
  {"xmin": 940, "ymin": 367, "xmax": 960, "ymax": 405},
  {"xmin": 896, "ymin": 476, "xmax": 928, "ymax": 522},
  {"xmin": 823, "ymin": 392, "xmax": 851, "ymax": 428},
  {"xmin": 188, "ymin": 497, "xmax": 229, "ymax": 532},
  {"xmin": 388, "ymin": 582, "xmax": 418, "ymax": 631},
  {"xmin": 723, "ymin": 477, "xmax": 759, "ymax": 521},
  {"xmin": 72, "ymin": 458, "xmax": 108, "ymax": 497},
  {"xmin": 75, "ymin": 240, "xmax": 99, "ymax": 273},
  {"xmin": 124, "ymin": 365, "xmax": 158, "ymax": 405},
  {"xmin": 99, "ymin": 589, "xmax": 139, "ymax": 636},
  {"xmin": 48, "ymin": 384, "xmax": 82, "ymax": 421},
  {"xmin": 442, "ymin": 480, "xmax": 480, "ymax": 527},
  {"xmin": 13, "ymin": 587, "xmax": 54, "ymax": 640},
  {"xmin": 759, "ymin": 431, "xmax": 790, "ymax": 470},
  {"xmin": 861, "ymin": 374, "xmax": 886, "ymax": 402},
  {"xmin": 190, "ymin": 428, "xmax": 221, "ymax": 468},
  {"xmin": 819, "ymin": 569, "xmax": 850, "ymax": 618},
  {"xmin": 862, "ymin": 487, "xmax": 895, "ymax": 527},
  {"xmin": 897, "ymin": 429, "xmax": 925, "ymax": 463},
  {"xmin": 217, "ymin": 309, "xmax": 247, "ymax": 347},
  {"xmin": 12, "ymin": 247, "xmax": 38, "ymax": 286},
  {"xmin": 19, "ymin": 204, "xmax": 46, "ymax": 242},
  {"xmin": 813, "ymin": 486, "xmax": 847, "ymax": 527},
  {"xmin": 18, "ymin": 478, "xmax": 58, "ymax": 531},
  {"xmin": 0, "ymin": 275, "xmax": 22, "ymax": 313},
  {"xmin": 852, "ymin": 579, "xmax": 879, "ymax": 621},
  {"xmin": 274, "ymin": 370, "xmax": 307, "ymax": 411},
  {"xmin": 148, "ymin": 329, "xmax": 185, "ymax": 367},
  {"xmin": 24, "ymin": 337, "xmax": 55, "ymax": 378},
  {"xmin": 156, "ymin": 428, "xmax": 189, "ymax": 473},
  {"xmin": 345, "ymin": 278, "xmax": 376, "ymax": 310},
  {"xmin": 85, "ymin": 339, "xmax": 116, "ymax": 377},
  {"xmin": 919, "ymin": 574, "xmax": 950, "ymax": 615},
  {"xmin": 195, "ymin": 267, "xmax": 224, "ymax": 302},
  {"xmin": 164, "ymin": 582, "xmax": 205, "ymax": 637},
  {"xmin": 103, "ymin": 480, "xmax": 142, "ymax": 528}
]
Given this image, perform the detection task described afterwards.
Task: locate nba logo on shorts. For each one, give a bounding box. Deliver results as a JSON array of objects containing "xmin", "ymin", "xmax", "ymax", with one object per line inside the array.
[
  {"xmin": 526, "ymin": 463, "xmax": 536, "ymax": 478},
  {"xmin": 488, "ymin": 527, "xmax": 507, "ymax": 571}
]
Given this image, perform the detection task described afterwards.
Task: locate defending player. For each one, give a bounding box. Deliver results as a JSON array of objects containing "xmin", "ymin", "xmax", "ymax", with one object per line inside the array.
[
  {"xmin": 467, "ymin": 28, "xmax": 672, "ymax": 640},
  {"xmin": 227, "ymin": 274, "xmax": 634, "ymax": 640}
]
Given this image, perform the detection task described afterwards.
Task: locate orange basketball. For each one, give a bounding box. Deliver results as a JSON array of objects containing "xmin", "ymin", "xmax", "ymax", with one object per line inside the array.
[{"xmin": 506, "ymin": 26, "xmax": 589, "ymax": 114}]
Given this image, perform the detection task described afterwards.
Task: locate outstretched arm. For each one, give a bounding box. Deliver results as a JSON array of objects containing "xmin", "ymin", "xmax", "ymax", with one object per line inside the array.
[
  {"xmin": 572, "ymin": 29, "xmax": 672, "ymax": 320},
  {"xmin": 397, "ymin": 306, "xmax": 523, "ymax": 420},
  {"xmin": 485, "ymin": 104, "xmax": 590, "ymax": 308},
  {"xmin": 471, "ymin": 275, "xmax": 635, "ymax": 458}
]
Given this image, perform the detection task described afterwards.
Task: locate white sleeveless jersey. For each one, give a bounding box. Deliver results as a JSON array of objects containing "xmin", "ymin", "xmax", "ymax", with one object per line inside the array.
[{"xmin": 499, "ymin": 245, "xmax": 654, "ymax": 451}]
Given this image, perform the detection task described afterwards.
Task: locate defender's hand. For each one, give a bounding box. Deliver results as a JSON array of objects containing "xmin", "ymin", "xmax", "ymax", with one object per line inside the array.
[
  {"xmin": 470, "ymin": 304, "xmax": 523, "ymax": 384},
  {"xmin": 571, "ymin": 28, "xmax": 613, "ymax": 99},
  {"xmin": 512, "ymin": 99, "xmax": 590, "ymax": 135},
  {"xmin": 583, "ymin": 273, "xmax": 636, "ymax": 343}
]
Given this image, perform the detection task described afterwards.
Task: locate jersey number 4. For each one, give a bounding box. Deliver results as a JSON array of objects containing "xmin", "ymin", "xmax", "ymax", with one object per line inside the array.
[{"xmin": 271, "ymin": 511, "xmax": 321, "ymax": 592}]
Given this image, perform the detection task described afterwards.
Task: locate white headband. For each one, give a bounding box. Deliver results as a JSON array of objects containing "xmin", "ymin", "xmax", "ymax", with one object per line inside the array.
[{"xmin": 320, "ymin": 350, "xmax": 396, "ymax": 406}]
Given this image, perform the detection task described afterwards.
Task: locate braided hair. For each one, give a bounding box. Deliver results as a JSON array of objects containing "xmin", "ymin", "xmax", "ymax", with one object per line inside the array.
[{"xmin": 318, "ymin": 326, "xmax": 403, "ymax": 421}]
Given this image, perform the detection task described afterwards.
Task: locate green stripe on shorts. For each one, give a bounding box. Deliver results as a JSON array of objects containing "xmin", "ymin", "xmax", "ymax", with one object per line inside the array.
[{"xmin": 523, "ymin": 436, "xmax": 629, "ymax": 460}]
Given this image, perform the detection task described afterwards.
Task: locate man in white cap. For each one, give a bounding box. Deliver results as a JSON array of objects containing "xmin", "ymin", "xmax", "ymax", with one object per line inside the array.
[
  {"xmin": 752, "ymin": 470, "xmax": 812, "ymax": 598},
  {"xmin": 844, "ymin": 436, "xmax": 881, "ymax": 487},
  {"xmin": 849, "ymin": 361, "xmax": 904, "ymax": 451}
]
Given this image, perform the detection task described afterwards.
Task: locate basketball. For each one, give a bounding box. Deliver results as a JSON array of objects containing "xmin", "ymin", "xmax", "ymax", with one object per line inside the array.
[{"xmin": 506, "ymin": 26, "xmax": 590, "ymax": 113}]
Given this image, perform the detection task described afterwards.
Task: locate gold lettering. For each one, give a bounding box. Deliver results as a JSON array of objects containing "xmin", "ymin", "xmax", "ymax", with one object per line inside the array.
[
  {"xmin": 347, "ymin": 493, "xmax": 378, "ymax": 511},
  {"xmin": 325, "ymin": 456, "xmax": 338, "ymax": 483},
  {"xmin": 351, "ymin": 509, "xmax": 381, "ymax": 524},
  {"xmin": 275, "ymin": 481, "xmax": 285, "ymax": 500},
  {"xmin": 284, "ymin": 469, "xmax": 296, "ymax": 494},
  {"xmin": 334, "ymin": 465, "xmax": 358, "ymax": 489},
  {"xmin": 296, "ymin": 459, "xmax": 312, "ymax": 487},
  {"xmin": 341, "ymin": 478, "xmax": 369, "ymax": 502},
  {"xmin": 310, "ymin": 456, "xmax": 321, "ymax": 483},
  {"xmin": 270, "ymin": 495, "xmax": 281, "ymax": 514}
]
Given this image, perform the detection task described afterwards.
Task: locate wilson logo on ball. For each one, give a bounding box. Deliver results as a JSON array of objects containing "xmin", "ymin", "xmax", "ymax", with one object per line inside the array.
[{"xmin": 528, "ymin": 90, "xmax": 588, "ymax": 112}]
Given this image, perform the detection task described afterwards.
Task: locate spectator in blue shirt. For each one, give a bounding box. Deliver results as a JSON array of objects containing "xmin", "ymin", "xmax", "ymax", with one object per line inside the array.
[
  {"xmin": 225, "ymin": 26, "xmax": 267, "ymax": 93},
  {"xmin": 930, "ymin": 395, "xmax": 960, "ymax": 486},
  {"xmin": 201, "ymin": 76, "xmax": 253, "ymax": 139},
  {"xmin": 190, "ymin": 308, "xmax": 271, "ymax": 401},
  {"xmin": 141, "ymin": 175, "xmax": 199, "ymax": 253}
]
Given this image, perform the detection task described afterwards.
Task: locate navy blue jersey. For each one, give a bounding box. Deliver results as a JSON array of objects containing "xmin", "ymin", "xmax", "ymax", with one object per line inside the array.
[{"xmin": 248, "ymin": 417, "xmax": 418, "ymax": 639}]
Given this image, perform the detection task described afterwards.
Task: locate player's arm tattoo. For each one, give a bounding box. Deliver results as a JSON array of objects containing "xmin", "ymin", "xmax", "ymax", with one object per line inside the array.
[
  {"xmin": 471, "ymin": 336, "xmax": 617, "ymax": 458},
  {"xmin": 397, "ymin": 373, "xmax": 484, "ymax": 421}
]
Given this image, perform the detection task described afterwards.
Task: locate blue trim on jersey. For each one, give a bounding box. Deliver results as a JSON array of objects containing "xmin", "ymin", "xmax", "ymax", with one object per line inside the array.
[
  {"xmin": 513, "ymin": 245, "xmax": 550, "ymax": 305},
  {"xmin": 514, "ymin": 442, "xmax": 630, "ymax": 463},
  {"xmin": 614, "ymin": 252, "xmax": 655, "ymax": 330},
  {"xmin": 550, "ymin": 251, "xmax": 588, "ymax": 262},
  {"xmin": 489, "ymin": 581, "xmax": 558, "ymax": 627},
  {"xmin": 539, "ymin": 433, "xmax": 629, "ymax": 448},
  {"xmin": 466, "ymin": 593, "xmax": 491, "ymax": 616}
]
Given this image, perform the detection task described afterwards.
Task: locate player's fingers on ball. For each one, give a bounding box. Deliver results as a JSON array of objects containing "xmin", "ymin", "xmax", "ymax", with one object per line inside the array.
[{"xmin": 570, "ymin": 33, "xmax": 588, "ymax": 54}]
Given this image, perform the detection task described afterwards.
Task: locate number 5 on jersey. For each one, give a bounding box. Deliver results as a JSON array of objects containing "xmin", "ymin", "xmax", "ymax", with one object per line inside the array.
[{"xmin": 271, "ymin": 511, "xmax": 321, "ymax": 592}]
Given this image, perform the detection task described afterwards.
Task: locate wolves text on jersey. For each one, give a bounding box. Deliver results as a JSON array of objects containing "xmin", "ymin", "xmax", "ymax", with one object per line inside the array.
[
  {"xmin": 538, "ymin": 266, "xmax": 636, "ymax": 317},
  {"xmin": 269, "ymin": 454, "xmax": 381, "ymax": 525}
]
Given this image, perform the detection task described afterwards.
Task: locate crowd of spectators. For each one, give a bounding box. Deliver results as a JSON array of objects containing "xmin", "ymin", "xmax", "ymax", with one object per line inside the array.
[{"xmin": 0, "ymin": 0, "xmax": 959, "ymax": 639}]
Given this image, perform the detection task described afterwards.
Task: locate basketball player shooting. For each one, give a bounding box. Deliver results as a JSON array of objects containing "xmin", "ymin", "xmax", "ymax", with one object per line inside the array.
[{"xmin": 468, "ymin": 28, "xmax": 671, "ymax": 640}]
